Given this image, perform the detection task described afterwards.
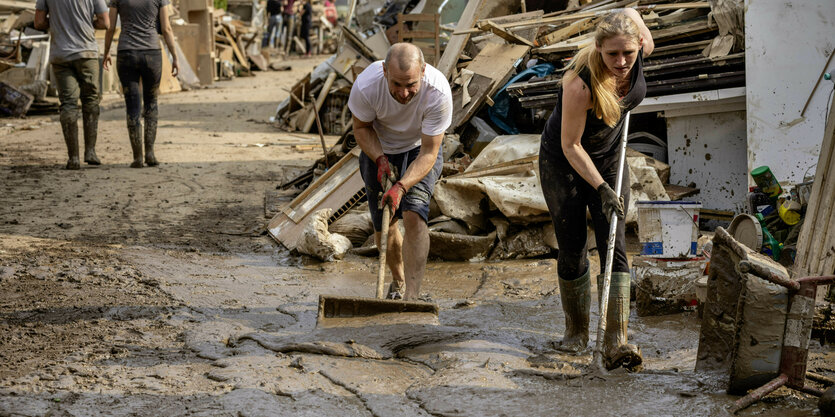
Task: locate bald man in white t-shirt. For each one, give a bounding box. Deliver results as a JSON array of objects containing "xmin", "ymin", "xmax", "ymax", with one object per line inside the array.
[{"xmin": 348, "ymin": 43, "xmax": 452, "ymax": 301}]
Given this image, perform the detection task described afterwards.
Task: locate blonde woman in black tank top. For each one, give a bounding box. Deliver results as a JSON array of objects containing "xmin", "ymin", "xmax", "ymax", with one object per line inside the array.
[{"xmin": 538, "ymin": 9, "xmax": 654, "ymax": 371}]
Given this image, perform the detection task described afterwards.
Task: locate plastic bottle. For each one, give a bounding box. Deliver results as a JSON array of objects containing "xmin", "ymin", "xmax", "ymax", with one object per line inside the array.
[
  {"xmin": 755, "ymin": 213, "xmax": 782, "ymax": 261},
  {"xmin": 751, "ymin": 166, "xmax": 783, "ymax": 200}
]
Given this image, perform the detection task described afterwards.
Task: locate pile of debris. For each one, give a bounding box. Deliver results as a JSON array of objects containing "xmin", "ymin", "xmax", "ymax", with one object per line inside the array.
[
  {"xmin": 0, "ymin": 1, "xmax": 52, "ymax": 116},
  {"xmin": 266, "ymin": 0, "xmax": 745, "ymax": 261},
  {"xmin": 1, "ymin": 0, "xmax": 303, "ymax": 117}
]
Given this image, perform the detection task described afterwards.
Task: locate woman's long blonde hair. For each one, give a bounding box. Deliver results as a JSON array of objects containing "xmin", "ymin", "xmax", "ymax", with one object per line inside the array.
[{"xmin": 563, "ymin": 12, "xmax": 641, "ymax": 127}]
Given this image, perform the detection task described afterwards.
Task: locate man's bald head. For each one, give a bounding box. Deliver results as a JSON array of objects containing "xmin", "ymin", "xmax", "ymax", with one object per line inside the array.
[{"xmin": 385, "ymin": 43, "xmax": 425, "ymax": 72}]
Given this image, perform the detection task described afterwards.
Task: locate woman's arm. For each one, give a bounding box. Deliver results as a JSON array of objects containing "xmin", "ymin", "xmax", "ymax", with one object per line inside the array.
[
  {"xmin": 623, "ymin": 8, "xmax": 653, "ymax": 57},
  {"xmin": 159, "ymin": 4, "xmax": 179, "ymax": 76},
  {"xmin": 560, "ymin": 71, "xmax": 606, "ymax": 189},
  {"xmin": 102, "ymin": 7, "xmax": 118, "ymax": 70}
]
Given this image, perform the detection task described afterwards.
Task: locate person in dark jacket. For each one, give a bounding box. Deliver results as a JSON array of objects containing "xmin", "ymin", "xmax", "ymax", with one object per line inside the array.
[
  {"xmin": 538, "ymin": 9, "xmax": 653, "ymax": 371},
  {"xmin": 299, "ymin": 0, "xmax": 312, "ymax": 55},
  {"xmin": 103, "ymin": 0, "xmax": 179, "ymax": 168},
  {"xmin": 262, "ymin": 0, "xmax": 283, "ymax": 48}
]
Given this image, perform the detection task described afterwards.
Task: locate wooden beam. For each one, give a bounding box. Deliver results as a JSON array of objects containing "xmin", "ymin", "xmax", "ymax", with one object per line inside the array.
[
  {"xmin": 477, "ymin": 20, "xmax": 534, "ymax": 47},
  {"xmin": 302, "ymin": 71, "xmax": 338, "ymax": 133},
  {"xmin": 454, "ymin": 2, "xmax": 711, "ymax": 35},
  {"xmin": 220, "ymin": 25, "xmax": 249, "ymax": 70},
  {"xmin": 536, "ymin": 17, "xmax": 596, "ymax": 47},
  {"xmin": 436, "ymin": 0, "xmax": 485, "ymax": 80},
  {"xmin": 0, "ymin": 0, "xmax": 36, "ymax": 10}
]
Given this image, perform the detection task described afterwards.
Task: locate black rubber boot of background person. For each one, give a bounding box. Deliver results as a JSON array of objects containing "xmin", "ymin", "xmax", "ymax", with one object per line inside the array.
[
  {"xmin": 82, "ymin": 110, "xmax": 101, "ymax": 165},
  {"xmin": 60, "ymin": 114, "xmax": 80, "ymax": 170},
  {"xmin": 598, "ymin": 272, "xmax": 643, "ymax": 371},
  {"xmin": 127, "ymin": 118, "xmax": 143, "ymax": 168},
  {"xmin": 555, "ymin": 270, "xmax": 591, "ymax": 353},
  {"xmin": 143, "ymin": 108, "xmax": 158, "ymax": 166}
]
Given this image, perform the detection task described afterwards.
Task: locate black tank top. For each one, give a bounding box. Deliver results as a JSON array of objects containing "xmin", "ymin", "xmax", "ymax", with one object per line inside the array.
[{"xmin": 540, "ymin": 49, "xmax": 646, "ymax": 161}]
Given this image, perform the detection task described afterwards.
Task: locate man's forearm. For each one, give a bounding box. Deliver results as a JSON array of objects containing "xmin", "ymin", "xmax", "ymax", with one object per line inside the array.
[
  {"xmin": 354, "ymin": 125, "xmax": 384, "ymax": 161},
  {"xmin": 399, "ymin": 150, "xmax": 436, "ymax": 190}
]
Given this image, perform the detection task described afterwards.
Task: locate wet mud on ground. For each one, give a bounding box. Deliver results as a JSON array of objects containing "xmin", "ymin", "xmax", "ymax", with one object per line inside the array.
[{"xmin": 1, "ymin": 57, "xmax": 833, "ymax": 416}]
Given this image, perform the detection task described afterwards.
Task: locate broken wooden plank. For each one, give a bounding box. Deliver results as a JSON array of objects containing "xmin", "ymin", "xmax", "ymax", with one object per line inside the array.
[
  {"xmin": 220, "ymin": 25, "xmax": 250, "ymax": 70},
  {"xmin": 449, "ymin": 72, "xmax": 493, "ymax": 131},
  {"xmin": 436, "ymin": 0, "xmax": 485, "ymax": 80},
  {"xmin": 794, "ymin": 96, "xmax": 835, "ymax": 277},
  {"xmin": 536, "ymin": 17, "xmax": 596, "ymax": 47},
  {"xmin": 464, "ymin": 43, "xmax": 530, "ymax": 99},
  {"xmin": 302, "ymin": 71, "xmax": 338, "ymax": 133},
  {"xmin": 477, "ymin": 20, "xmax": 534, "ymax": 47},
  {"xmin": 455, "ymin": 2, "xmax": 711, "ymax": 35},
  {"xmin": 267, "ymin": 147, "xmax": 364, "ymax": 250},
  {"xmin": 0, "ymin": 0, "xmax": 36, "ymax": 11},
  {"xmin": 664, "ymin": 183, "xmax": 700, "ymax": 201}
]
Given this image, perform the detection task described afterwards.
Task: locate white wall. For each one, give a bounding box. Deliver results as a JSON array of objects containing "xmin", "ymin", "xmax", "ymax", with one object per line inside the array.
[
  {"xmin": 745, "ymin": 0, "xmax": 835, "ymax": 185},
  {"xmin": 667, "ymin": 111, "xmax": 749, "ymax": 213}
]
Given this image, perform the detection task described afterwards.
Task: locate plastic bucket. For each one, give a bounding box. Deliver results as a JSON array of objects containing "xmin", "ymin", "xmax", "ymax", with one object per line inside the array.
[{"xmin": 636, "ymin": 201, "xmax": 702, "ymax": 258}]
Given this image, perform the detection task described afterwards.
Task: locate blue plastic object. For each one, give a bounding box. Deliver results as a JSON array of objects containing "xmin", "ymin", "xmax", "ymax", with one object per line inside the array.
[{"xmin": 488, "ymin": 63, "xmax": 556, "ymax": 134}]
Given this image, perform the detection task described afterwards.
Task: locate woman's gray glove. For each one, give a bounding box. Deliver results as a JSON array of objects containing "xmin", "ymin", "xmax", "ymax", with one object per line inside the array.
[{"xmin": 597, "ymin": 182, "xmax": 624, "ymax": 220}]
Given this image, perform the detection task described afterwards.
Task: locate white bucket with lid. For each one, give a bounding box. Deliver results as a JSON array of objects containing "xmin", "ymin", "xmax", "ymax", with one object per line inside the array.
[{"xmin": 636, "ymin": 201, "xmax": 701, "ymax": 258}]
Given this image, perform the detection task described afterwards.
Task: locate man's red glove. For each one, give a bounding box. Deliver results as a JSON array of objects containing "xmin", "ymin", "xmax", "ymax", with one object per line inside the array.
[
  {"xmin": 381, "ymin": 181, "xmax": 406, "ymax": 211},
  {"xmin": 375, "ymin": 155, "xmax": 394, "ymax": 185}
]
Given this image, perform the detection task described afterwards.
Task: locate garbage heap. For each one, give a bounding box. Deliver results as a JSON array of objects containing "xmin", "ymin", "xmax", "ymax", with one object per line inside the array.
[{"xmin": 266, "ymin": 0, "xmax": 746, "ymax": 262}]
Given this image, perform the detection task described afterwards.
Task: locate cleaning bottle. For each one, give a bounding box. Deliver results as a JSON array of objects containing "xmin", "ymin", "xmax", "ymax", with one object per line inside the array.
[{"xmin": 755, "ymin": 213, "xmax": 782, "ymax": 261}]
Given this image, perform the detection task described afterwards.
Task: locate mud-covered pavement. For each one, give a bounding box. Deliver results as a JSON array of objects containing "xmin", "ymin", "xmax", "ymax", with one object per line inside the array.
[{"xmin": 1, "ymin": 56, "xmax": 831, "ymax": 416}]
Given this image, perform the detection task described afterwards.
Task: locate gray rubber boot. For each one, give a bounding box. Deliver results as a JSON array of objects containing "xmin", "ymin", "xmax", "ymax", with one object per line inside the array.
[
  {"xmin": 60, "ymin": 116, "xmax": 80, "ymax": 170},
  {"xmin": 82, "ymin": 110, "xmax": 101, "ymax": 165},
  {"xmin": 127, "ymin": 118, "xmax": 143, "ymax": 168},
  {"xmin": 555, "ymin": 270, "xmax": 591, "ymax": 353},
  {"xmin": 598, "ymin": 272, "xmax": 643, "ymax": 371},
  {"xmin": 143, "ymin": 110, "xmax": 158, "ymax": 166}
]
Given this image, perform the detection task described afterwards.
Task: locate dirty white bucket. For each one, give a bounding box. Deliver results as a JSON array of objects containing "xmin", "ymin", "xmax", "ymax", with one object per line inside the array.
[{"xmin": 636, "ymin": 201, "xmax": 701, "ymax": 258}]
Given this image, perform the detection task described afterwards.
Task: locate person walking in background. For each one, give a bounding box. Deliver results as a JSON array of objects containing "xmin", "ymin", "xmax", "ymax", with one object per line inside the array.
[
  {"xmin": 34, "ymin": 0, "xmax": 110, "ymax": 170},
  {"xmin": 281, "ymin": 0, "xmax": 296, "ymax": 53},
  {"xmin": 102, "ymin": 0, "xmax": 179, "ymax": 168},
  {"xmin": 299, "ymin": 0, "xmax": 312, "ymax": 56},
  {"xmin": 262, "ymin": 0, "xmax": 283, "ymax": 49}
]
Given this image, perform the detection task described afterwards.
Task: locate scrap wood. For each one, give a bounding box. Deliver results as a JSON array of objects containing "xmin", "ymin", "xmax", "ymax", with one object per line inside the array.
[
  {"xmin": 435, "ymin": 0, "xmax": 484, "ymax": 80},
  {"xmin": 0, "ymin": 0, "xmax": 35, "ymax": 11},
  {"xmin": 454, "ymin": 2, "xmax": 712, "ymax": 35},
  {"xmin": 267, "ymin": 147, "xmax": 364, "ymax": 251},
  {"xmin": 302, "ymin": 71, "xmax": 337, "ymax": 133},
  {"xmin": 477, "ymin": 20, "xmax": 534, "ymax": 47},
  {"xmin": 220, "ymin": 24, "xmax": 250, "ymax": 70},
  {"xmin": 341, "ymin": 25, "xmax": 380, "ymax": 61},
  {"xmin": 464, "ymin": 43, "xmax": 530, "ymax": 99},
  {"xmin": 536, "ymin": 16, "xmax": 596, "ymax": 47}
]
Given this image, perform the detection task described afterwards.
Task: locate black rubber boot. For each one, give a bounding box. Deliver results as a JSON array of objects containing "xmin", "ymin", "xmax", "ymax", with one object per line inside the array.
[
  {"xmin": 127, "ymin": 118, "xmax": 143, "ymax": 168},
  {"xmin": 143, "ymin": 109, "xmax": 158, "ymax": 166},
  {"xmin": 82, "ymin": 110, "xmax": 101, "ymax": 165},
  {"xmin": 598, "ymin": 272, "xmax": 643, "ymax": 371},
  {"xmin": 555, "ymin": 270, "xmax": 591, "ymax": 353},
  {"xmin": 60, "ymin": 116, "xmax": 80, "ymax": 170}
]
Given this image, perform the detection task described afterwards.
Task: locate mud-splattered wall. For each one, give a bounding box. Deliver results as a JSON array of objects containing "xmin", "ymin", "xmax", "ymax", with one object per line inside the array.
[
  {"xmin": 745, "ymin": 0, "xmax": 835, "ymax": 184},
  {"xmin": 667, "ymin": 110, "xmax": 748, "ymax": 213}
]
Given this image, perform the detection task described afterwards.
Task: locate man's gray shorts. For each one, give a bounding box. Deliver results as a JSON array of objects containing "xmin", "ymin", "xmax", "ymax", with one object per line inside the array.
[{"xmin": 359, "ymin": 146, "xmax": 443, "ymax": 231}]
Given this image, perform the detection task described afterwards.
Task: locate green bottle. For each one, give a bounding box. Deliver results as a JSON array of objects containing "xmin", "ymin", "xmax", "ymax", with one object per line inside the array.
[
  {"xmin": 751, "ymin": 166, "xmax": 783, "ymax": 199},
  {"xmin": 755, "ymin": 213, "xmax": 782, "ymax": 261}
]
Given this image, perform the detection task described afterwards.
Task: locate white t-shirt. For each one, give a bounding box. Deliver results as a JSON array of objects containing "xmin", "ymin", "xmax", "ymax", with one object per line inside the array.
[{"xmin": 348, "ymin": 61, "xmax": 452, "ymax": 154}]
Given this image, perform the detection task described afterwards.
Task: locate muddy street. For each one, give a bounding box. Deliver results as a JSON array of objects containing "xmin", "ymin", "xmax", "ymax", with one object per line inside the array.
[{"xmin": 0, "ymin": 57, "xmax": 831, "ymax": 416}]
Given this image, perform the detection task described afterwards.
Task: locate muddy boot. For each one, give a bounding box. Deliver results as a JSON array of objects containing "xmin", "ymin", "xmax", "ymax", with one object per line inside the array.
[
  {"xmin": 82, "ymin": 110, "xmax": 101, "ymax": 165},
  {"xmin": 598, "ymin": 272, "xmax": 643, "ymax": 371},
  {"xmin": 60, "ymin": 117, "xmax": 80, "ymax": 170},
  {"xmin": 127, "ymin": 118, "xmax": 143, "ymax": 168},
  {"xmin": 143, "ymin": 111, "xmax": 158, "ymax": 166},
  {"xmin": 555, "ymin": 270, "xmax": 591, "ymax": 353}
]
